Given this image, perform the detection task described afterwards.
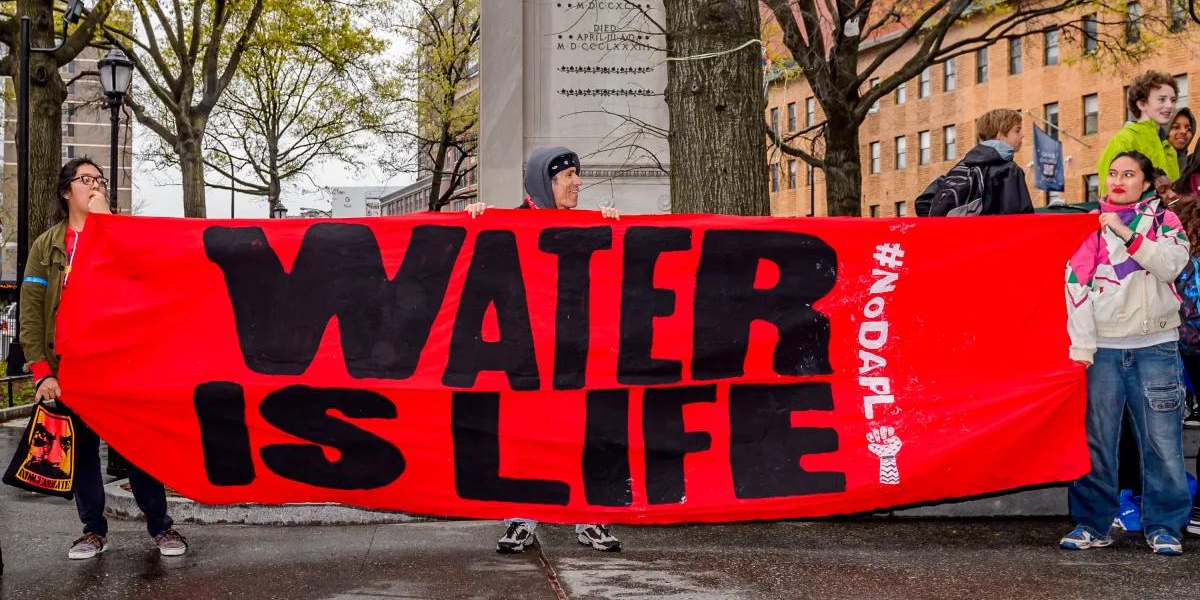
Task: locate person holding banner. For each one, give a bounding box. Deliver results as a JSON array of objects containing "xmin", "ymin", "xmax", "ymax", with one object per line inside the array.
[
  {"xmin": 466, "ymin": 146, "xmax": 621, "ymax": 553},
  {"xmin": 1096, "ymin": 72, "xmax": 1180, "ymax": 192},
  {"xmin": 20, "ymin": 157, "xmax": 188, "ymax": 560},
  {"xmin": 1063, "ymin": 151, "xmax": 1192, "ymax": 555}
]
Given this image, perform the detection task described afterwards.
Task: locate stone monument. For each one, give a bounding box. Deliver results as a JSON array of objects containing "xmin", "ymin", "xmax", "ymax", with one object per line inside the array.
[{"xmin": 480, "ymin": 1, "xmax": 669, "ymax": 213}]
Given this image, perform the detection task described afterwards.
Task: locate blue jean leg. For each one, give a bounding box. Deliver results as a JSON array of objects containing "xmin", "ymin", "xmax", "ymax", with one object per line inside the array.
[
  {"xmin": 1068, "ymin": 347, "xmax": 1125, "ymax": 535},
  {"xmin": 1127, "ymin": 343, "xmax": 1191, "ymax": 537}
]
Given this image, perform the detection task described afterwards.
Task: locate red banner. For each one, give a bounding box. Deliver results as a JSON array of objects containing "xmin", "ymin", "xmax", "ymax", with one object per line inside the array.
[{"xmin": 55, "ymin": 212, "xmax": 1096, "ymax": 523}]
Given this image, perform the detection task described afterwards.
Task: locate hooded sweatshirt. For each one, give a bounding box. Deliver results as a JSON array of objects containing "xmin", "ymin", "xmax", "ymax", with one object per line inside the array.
[
  {"xmin": 1167, "ymin": 107, "xmax": 1197, "ymax": 176},
  {"xmin": 1097, "ymin": 119, "xmax": 1179, "ymax": 191},
  {"xmin": 522, "ymin": 146, "xmax": 579, "ymax": 209},
  {"xmin": 915, "ymin": 143, "xmax": 1033, "ymax": 216}
]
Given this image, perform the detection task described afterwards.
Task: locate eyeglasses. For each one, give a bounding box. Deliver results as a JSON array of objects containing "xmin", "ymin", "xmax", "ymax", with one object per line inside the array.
[{"xmin": 70, "ymin": 174, "xmax": 109, "ymax": 188}]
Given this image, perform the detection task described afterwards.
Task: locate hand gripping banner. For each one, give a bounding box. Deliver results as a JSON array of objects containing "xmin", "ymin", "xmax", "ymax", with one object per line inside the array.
[{"xmin": 55, "ymin": 212, "xmax": 1098, "ymax": 523}]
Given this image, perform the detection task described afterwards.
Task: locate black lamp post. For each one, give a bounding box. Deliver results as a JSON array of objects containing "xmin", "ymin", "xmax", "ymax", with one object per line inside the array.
[
  {"xmin": 98, "ymin": 49, "xmax": 133, "ymax": 213},
  {"xmin": 8, "ymin": 0, "xmax": 86, "ymax": 374},
  {"xmin": 271, "ymin": 203, "xmax": 288, "ymax": 219}
]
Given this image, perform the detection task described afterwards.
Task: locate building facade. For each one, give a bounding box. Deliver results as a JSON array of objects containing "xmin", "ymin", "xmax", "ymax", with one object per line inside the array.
[{"xmin": 766, "ymin": 9, "xmax": 1196, "ymax": 217}]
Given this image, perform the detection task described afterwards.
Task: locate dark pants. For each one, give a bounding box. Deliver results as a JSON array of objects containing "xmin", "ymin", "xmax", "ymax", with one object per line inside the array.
[{"xmin": 72, "ymin": 413, "xmax": 172, "ymax": 537}]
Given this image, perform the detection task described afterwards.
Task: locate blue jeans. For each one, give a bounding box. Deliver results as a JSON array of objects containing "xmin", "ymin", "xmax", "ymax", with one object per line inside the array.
[{"xmin": 1068, "ymin": 343, "xmax": 1191, "ymax": 538}]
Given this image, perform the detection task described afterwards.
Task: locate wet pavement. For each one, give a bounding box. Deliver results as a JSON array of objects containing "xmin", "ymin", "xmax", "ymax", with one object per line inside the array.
[{"xmin": 2, "ymin": 421, "xmax": 1199, "ymax": 599}]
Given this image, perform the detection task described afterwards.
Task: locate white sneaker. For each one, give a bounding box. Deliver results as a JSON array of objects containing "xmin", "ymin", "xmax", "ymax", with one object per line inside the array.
[
  {"xmin": 577, "ymin": 524, "xmax": 621, "ymax": 552},
  {"xmin": 497, "ymin": 522, "xmax": 536, "ymax": 554},
  {"xmin": 68, "ymin": 533, "xmax": 107, "ymax": 560}
]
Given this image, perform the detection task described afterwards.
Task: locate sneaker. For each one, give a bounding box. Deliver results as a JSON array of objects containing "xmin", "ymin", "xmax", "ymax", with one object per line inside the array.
[
  {"xmin": 1147, "ymin": 531, "xmax": 1184, "ymax": 555},
  {"xmin": 577, "ymin": 524, "xmax": 621, "ymax": 552},
  {"xmin": 1112, "ymin": 490, "xmax": 1143, "ymax": 532},
  {"xmin": 68, "ymin": 533, "xmax": 107, "ymax": 560},
  {"xmin": 496, "ymin": 522, "xmax": 536, "ymax": 554},
  {"xmin": 1187, "ymin": 507, "xmax": 1200, "ymax": 536},
  {"xmin": 1059, "ymin": 526, "xmax": 1113, "ymax": 550},
  {"xmin": 1184, "ymin": 405, "xmax": 1200, "ymax": 427},
  {"xmin": 153, "ymin": 528, "xmax": 188, "ymax": 557}
]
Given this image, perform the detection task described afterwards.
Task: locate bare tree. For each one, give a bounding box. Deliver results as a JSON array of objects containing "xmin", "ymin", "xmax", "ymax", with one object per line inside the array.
[
  {"xmin": 390, "ymin": 0, "xmax": 479, "ymax": 212},
  {"xmin": 203, "ymin": 3, "xmax": 386, "ymax": 215},
  {"xmin": 104, "ymin": 0, "xmax": 266, "ymax": 218}
]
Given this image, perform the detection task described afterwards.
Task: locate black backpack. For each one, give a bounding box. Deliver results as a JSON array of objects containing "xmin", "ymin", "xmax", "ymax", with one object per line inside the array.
[{"xmin": 919, "ymin": 163, "xmax": 987, "ymax": 217}]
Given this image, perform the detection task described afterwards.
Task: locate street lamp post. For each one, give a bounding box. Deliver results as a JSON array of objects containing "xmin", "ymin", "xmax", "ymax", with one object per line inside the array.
[
  {"xmin": 98, "ymin": 49, "xmax": 134, "ymax": 213},
  {"xmin": 272, "ymin": 203, "xmax": 288, "ymax": 219},
  {"xmin": 8, "ymin": 0, "xmax": 85, "ymax": 375}
]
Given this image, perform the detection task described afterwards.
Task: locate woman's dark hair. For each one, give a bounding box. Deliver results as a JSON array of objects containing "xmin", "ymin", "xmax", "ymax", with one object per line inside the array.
[
  {"xmin": 1109, "ymin": 151, "xmax": 1157, "ymax": 188},
  {"xmin": 1175, "ymin": 153, "xmax": 1200, "ymax": 195},
  {"xmin": 56, "ymin": 156, "xmax": 103, "ymax": 219},
  {"xmin": 1170, "ymin": 196, "xmax": 1200, "ymax": 257}
]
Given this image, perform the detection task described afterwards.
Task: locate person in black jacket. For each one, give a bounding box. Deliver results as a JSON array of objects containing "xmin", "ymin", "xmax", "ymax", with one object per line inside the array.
[{"xmin": 916, "ymin": 108, "xmax": 1034, "ymax": 216}]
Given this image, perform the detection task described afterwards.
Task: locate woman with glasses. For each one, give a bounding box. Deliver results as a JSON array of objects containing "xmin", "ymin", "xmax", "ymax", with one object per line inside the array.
[{"xmin": 19, "ymin": 157, "xmax": 188, "ymax": 560}]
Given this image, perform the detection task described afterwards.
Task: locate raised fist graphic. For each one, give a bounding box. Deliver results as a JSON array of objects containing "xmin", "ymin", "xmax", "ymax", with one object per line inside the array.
[{"xmin": 867, "ymin": 426, "xmax": 902, "ymax": 485}]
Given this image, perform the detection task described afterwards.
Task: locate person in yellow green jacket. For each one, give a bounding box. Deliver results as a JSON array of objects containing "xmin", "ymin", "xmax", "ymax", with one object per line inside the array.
[{"xmin": 1097, "ymin": 71, "xmax": 1180, "ymax": 191}]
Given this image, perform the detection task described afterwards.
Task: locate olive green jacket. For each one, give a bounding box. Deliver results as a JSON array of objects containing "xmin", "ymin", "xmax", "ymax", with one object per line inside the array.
[{"xmin": 20, "ymin": 220, "xmax": 70, "ymax": 377}]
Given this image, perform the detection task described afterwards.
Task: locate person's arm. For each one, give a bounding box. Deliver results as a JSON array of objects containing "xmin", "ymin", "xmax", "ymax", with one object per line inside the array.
[
  {"xmin": 1125, "ymin": 210, "xmax": 1191, "ymax": 282},
  {"xmin": 19, "ymin": 238, "xmax": 52, "ymax": 383}
]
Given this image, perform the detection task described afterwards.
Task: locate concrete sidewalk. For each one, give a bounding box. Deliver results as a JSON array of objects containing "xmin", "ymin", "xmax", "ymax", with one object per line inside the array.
[{"xmin": 3, "ymin": 420, "xmax": 1200, "ymax": 598}]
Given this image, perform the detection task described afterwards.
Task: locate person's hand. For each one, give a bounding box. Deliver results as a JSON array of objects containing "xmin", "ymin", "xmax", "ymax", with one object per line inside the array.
[
  {"xmin": 1073, "ymin": 360, "xmax": 1091, "ymax": 369},
  {"xmin": 465, "ymin": 202, "xmax": 490, "ymax": 218},
  {"xmin": 599, "ymin": 206, "xmax": 620, "ymax": 220},
  {"xmin": 1099, "ymin": 213, "xmax": 1134, "ymax": 242},
  {"xmin": 35, "ymin": 376, "xmax": 61, "ymax": 402},
  {"xmin": 87, "ymin": 188, "xmax": 111, "ymax": 215}
]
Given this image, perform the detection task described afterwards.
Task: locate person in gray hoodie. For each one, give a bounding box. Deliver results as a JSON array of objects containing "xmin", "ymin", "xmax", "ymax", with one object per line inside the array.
[{"xmin": 466, "ymin": 147, "xmax": 621, "ymax": 554}]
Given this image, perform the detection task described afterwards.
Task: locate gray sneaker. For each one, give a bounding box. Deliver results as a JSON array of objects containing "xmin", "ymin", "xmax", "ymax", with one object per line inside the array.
[
  {"xmin": 68, "ymin": 533, "xmax": 107, "ymax": 560},
  {"xmin": 153, "ymin": 528, "xmax": 188, "ymax": 556},
  {"xmin": 577, "ymin": 524, "xmax": 621, "ymax": 552}
]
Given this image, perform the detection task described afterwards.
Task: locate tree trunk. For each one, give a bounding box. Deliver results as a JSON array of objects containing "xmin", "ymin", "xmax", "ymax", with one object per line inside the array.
[
  {"xmin": 23, "ymin": 0, "xmax": 68, "ymax": 240},
  {"xmin": 267, "ymin": 175, "xmax": 281, "ymax": 216},
  {"xmin": 664, "ymin": 0, "xmax": 767, "ymax": 215},
  {"xmin": 176, "ymin": 119, "xmax": 207, "ymax": 218},
  {"xmin": 822, "ymin": 119, "xmax": 865, "ymax": 217},
  {"xmin": 426, "ymin": 131, "xmax": 451, "ymax": 212}
]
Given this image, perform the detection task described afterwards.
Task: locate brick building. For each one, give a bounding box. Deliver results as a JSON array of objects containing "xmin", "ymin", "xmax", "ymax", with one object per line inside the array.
[{"xmin": 767, "ymin": 9, "xmax": 1196, "ymax": 217}]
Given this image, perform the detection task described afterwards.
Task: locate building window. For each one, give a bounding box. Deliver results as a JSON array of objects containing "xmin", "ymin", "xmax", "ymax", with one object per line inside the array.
[
  {"xmin": 975, "ymin": 48, "xmax": 988, "ymax": 83},
  {"xmin": 943, "ymin": 125, "xmax": 957, "ymax": 160},
  {"xmin": 944, "ymin": 58, "xmax": 956, "ymax": 91},
  {"xmin": 896, "ymin": 81, "xmax": 907, "ymax": 105},
  {"xmin": 895, "ymin": 136, "xmax": 907, "ymax": 170},
  {"xmin": 787, "ymin": 102, "xmax": 797, "ymax": 131},
  {"xmin": 66, "ymin": 61, "xmax": 75, "ymax": 74},
  {"xmin": 1083, "ymin": 15, "xmax": 1099, "ymax": 54},
  {"xmin": 870, "ymin": 141, "xmax": 881, "ymax": 174},
  {"xmin": 1172, "ymin": 0, "xmax": 1188, "ymax": 32},
  {"xmin": 869, "ymin": 204, "xmax": 880, "ymax": 218},
  {"xmin": 919, "ymin": 67, "xmax": 931, "ymax": 98},
  {"xmin": 770, "ymin": 107, "xmax": 779, "ymax": 137},
  {"xmin": 895, "ymin": 201, "xmax": 908, "ymax": 217},
  {"xmin": 1045, "ymin": 102, "xmax": 1060, "ymax": 141},
  {"xmin": 806, "ymin": 96, "xmax": 816, "ymax": 127},
  {"xmin": 67, "ymin": 81, "xmax": 75, "ymax": 95},
  {"xmin": 787, "ymin": 160, "xmax": 797, "ymax": 189},
  {"xmin": 919, "ymin": 130, "xmax": 931, "ymax": 165},
  {"xmin": 770, "ymin": 164, "xmax": 779, "ymax": 192},
  {"xmin": 1124, "ymin": 85, "xmax": 1135, "ymax": 121},
  {"xmin": 63, "ymin": 145, "xmax": 74, "ymax": 160},
  {"xmin": 1177, "ymin": 74, "xmax": 1189, "ymax": 108},
  {"xmin": 1127, "ymin": 2, "xmax": 1142, "ymax": 44},
  {"xmin": 1083, "ymin": 94, "xmax": 1099, "ymax": 135},
  {"xmin": 1009, "ymin": 37, "xmax": 1021, "ymax": 75},
  {"xmin": 1085, "ymin": 174, "xmax": 1100, "ymax": 203},
  {"xmin": 1044, "ymin": 30, "xmax": 1059, "ymax": 66},
  {"xmin": 869, "ymin": 78, "xmax": 880, "ymax": 113}
]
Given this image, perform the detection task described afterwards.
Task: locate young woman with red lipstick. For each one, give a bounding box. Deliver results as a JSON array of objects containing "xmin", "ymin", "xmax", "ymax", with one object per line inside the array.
[{"xmin": 1063, "ymin": 151, "xmax": 1193, "ymax": 555}]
